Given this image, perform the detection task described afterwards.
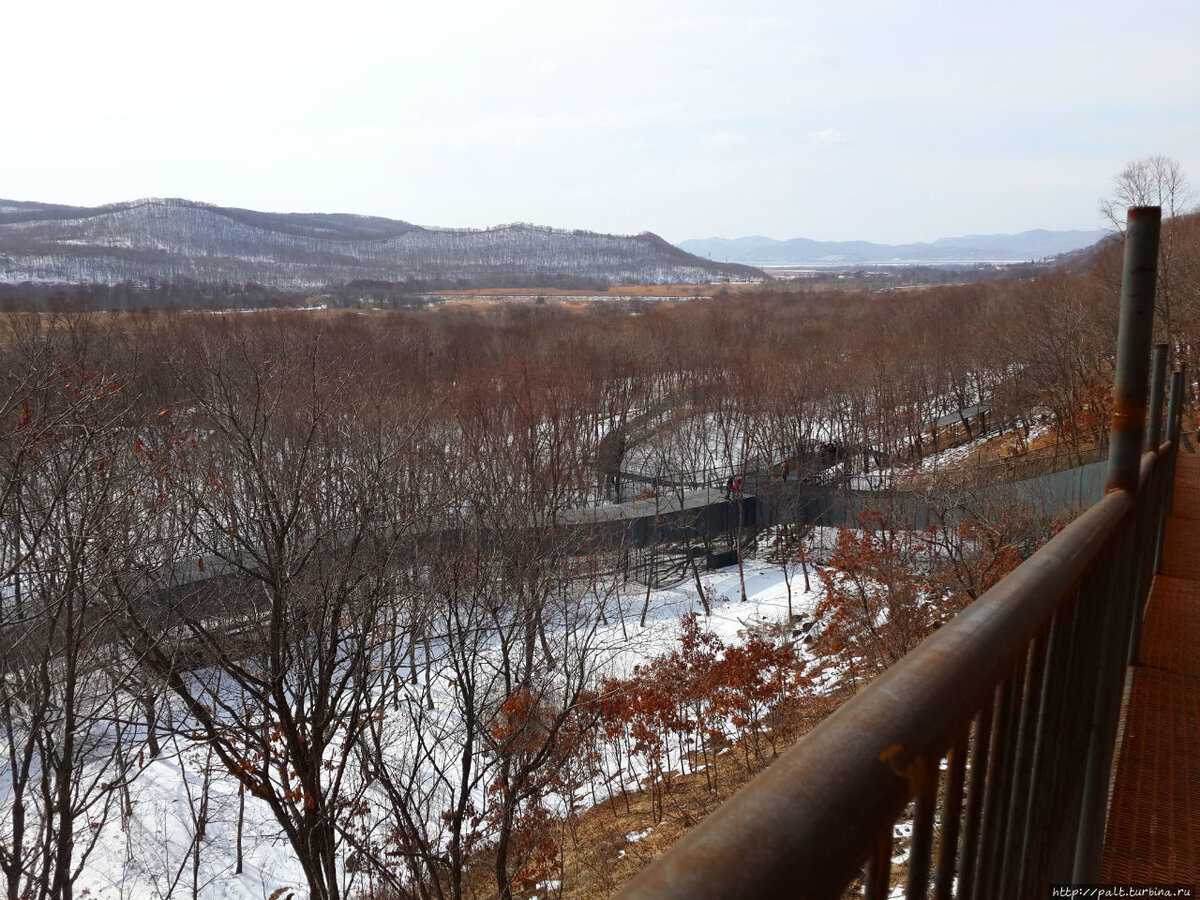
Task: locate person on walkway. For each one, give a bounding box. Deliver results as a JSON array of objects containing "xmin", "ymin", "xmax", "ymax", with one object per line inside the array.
[
  {"xmin": 731, "ymin": 474, "xmax": 744, "ymax": 496},
  {"xmin": 725, "ymin": 474, "xmax": 736, "ymax": 500},
  {"xmin": 780, "ymin": 458, "xmax": 789, "ymax": 482}
]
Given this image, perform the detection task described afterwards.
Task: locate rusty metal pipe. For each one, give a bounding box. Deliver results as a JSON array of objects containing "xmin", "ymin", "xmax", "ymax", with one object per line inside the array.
[
  {"xmin": 1105, "ymin": 206, "xmax": 1161, "ymax": 494},
  {"xmin": 616, "ymin": 490, "xmax": 1131, "ymax": 900}
]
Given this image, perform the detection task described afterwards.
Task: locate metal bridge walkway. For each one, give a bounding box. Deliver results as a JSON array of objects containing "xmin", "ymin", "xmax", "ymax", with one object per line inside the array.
[{"xmin": 1102, "ymin": 451, "xmax": 1200, "ymax": 882}]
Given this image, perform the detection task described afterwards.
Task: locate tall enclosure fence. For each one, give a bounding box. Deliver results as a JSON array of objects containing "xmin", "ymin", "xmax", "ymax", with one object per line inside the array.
[{"xmin": 617, "ymin": 206, "xmax": 1178, "ymax": 899}]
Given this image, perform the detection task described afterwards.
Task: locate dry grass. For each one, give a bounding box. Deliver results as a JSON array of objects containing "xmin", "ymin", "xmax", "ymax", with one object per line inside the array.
[
  {"xmin": 428, "ymin": 283, "xmax": 756, "ymax": 300},
  {"xmin": 426, "ymin": 283, "xmax": 765, "ymax": 311}
]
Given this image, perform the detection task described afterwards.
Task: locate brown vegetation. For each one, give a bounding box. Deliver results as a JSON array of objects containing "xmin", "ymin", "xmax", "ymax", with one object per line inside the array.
[{"xmin": 3, "ymin": 203, "xmax": 1199, "ymax": 898}]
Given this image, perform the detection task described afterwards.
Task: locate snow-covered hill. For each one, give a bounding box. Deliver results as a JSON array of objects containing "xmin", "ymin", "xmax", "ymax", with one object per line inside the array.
[{"xmin": 0, "ymin": 198, "xmax": 760, "ymax": 288}]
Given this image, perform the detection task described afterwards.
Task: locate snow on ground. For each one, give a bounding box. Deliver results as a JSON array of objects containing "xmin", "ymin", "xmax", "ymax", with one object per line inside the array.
[
  {"xmin": 13, "ymin": 558, "xmax": 824, "ymax": 899},
  {"xmin": 850, "ymin": 439, "xmax": 983, "ymax": 490},
  {"xmin": 906, "ymin": 421, "xmax": 1057, "ymax": 477},
  {"xmin": 620, "ymin": 412, "xmax": 750, "ymax": 485},
  {"xmin": 85, "ymin": 740, "xmax": 304, "ymax": 898},
  {"xmin": 606, "ymin": 558, "xmax": 821, "ymax": 671},
  {"xmin": 848, "ymin": 420, "xmax": 1053, "ymax": 490}
]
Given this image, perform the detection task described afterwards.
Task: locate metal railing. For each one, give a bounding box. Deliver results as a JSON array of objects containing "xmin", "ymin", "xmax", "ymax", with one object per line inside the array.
[{"xmin": 617, "ymin": 207, "xmax": 1176, "ymax": 899}]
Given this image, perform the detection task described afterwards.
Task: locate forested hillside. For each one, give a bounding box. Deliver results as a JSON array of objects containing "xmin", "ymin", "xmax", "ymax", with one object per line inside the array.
[{"xmin": 0, "ymin": 198, "xmax": 759, "ymax": 289}]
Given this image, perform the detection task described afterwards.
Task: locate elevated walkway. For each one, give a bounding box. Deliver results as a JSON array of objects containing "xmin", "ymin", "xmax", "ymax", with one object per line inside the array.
[{"xmin": 1102, "ymin": 452, "xmax": 1200, "ymax": 882}]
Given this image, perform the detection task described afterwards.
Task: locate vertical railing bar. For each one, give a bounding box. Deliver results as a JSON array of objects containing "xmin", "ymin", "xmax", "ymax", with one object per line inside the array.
[
  {"xmin": 1152, "ymin": 369, "xmax": 1180, "ymax": 573},
  {"xmin": 1143, "ymin": 454, "xmax": 1162, "ymax": 584},
  {"xmin": 1074, "ymin": 520, "xmax": 1139, "ymax": 880},
  {"xmin": 999, "ymin": 632, "xmax": 1046, "ymax": 898},
  {"xmin": 934, "ymin": 734, "xmax": 969, "ymax": 900},
  {"xmin": 1052, "ymin": 576, "xmax": 1102, "ymax": 879},
  {"xmin": 906, "ymin": 758, "xmax": 940, "ymax": 900},
  {"xmin": 1164, "ymin": 366, "xmax": 1185, "ymax": 519},
  {"xmin": 1054, "ymin": 558, "xmax": 1115, "ymax": 879},
  {"xmin": 980, "ymin": 658, "xmax": 1024, "ymax": 900},
  {"xmin": 1144, "ymin": 343, "xmax": 1168, "ymax": 452},
  {"xmin": 1017, "ymin": 605, "xmax": 1069, "ymax": 893},
  {"xmin": 971, "ymin": 676, "xmax": 1015, "ymax": 900},
  {"xmin": 863, "ymin": 830, "xmax": 894, "ymax": 900},
  {"xmin": 1126, "ymin": 466, "xmax": 1154, "ymax": 665},
  {"xmin": 955, "ymin": 706, "xmax": 993, "ymax": 900}
]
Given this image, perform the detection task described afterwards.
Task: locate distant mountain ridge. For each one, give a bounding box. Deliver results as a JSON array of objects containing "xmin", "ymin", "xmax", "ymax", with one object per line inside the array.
[
  {"xmin": 0, "ymin": 198, "xmax": 760, "ymax": 288},
  {"xmin": 678, "ymin": 229, "xmax": 1108, "ymax": 266}
]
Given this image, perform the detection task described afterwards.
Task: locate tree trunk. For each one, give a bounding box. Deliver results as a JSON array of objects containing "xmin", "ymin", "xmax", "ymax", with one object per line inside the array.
[
  {"xmin": 690, "ymin": 552, "xmax": 711, "ymax": 616},
  {"xmin": 235, "ymin": 784, "xmax": 244, "ymax": 875},
  {"xmin": 494, "ymin": 800, "xmax": 516, "ymax": 900}
]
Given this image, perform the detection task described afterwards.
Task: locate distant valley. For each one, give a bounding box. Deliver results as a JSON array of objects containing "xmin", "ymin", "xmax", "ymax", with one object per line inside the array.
[{"xmin": 678, "ymin": 229, "xmax": 1109, "ymax": 267}]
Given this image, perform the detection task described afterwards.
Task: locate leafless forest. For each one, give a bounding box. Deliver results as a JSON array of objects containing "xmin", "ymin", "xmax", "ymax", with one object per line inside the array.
[{"xmin": 2, "ymin": 207, "xmax": 1199, "ymax": 900}]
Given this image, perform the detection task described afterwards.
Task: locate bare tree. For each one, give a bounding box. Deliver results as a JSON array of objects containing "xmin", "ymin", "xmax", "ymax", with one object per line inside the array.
[
  {"xmin": 119, "ymin": 320, "xmax": 427, "ymax": 900},
  {"xmin": 1102, "ymin": 155, "xmax": 1193, "ymax": 227},
  {"xmin": 1102, "ymin": 155, "xmax": 1195, "ymax": 339},
  {"xmin": 0, "ymin": 320, "xmax": 149, "ymax": 900}
]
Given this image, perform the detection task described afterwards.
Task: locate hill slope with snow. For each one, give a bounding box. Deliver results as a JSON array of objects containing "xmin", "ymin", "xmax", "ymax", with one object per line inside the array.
[{"xmin": 0, "ymin": 198, "xmax": 760, "ymax": 288}]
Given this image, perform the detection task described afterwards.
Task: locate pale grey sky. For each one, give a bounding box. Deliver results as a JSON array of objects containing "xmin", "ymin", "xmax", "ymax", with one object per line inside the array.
[{"xmin": 4, "ymin": 0, "xmax": 1197, "ymax": 243}]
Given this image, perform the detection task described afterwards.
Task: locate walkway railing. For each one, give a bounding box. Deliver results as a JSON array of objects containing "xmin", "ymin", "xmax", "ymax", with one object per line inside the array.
[{"xmin": 617, "ymin": 206, "xmax": 1177, "ymax": 899}]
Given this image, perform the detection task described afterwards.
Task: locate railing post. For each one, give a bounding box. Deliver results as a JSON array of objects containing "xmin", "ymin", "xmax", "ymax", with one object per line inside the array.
[
  {"xmin": 1169, "ymin": 363, "xmax": 1187, "ymax": 444},
  {"xmin": 1144, "ymin": 343, "xmax": 1168, "ymax": 451},
  {"xmin": 1075, "ymin": 206, "xmax": 1161, "ymax": 881},
  {"xmin": 1104, "ymin": 206, "xmax": 1161, "ymax": 494}
]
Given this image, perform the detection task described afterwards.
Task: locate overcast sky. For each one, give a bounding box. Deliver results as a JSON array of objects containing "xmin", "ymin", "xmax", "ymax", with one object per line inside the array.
[{"xmin": 3, "ymin": 0, "xmax": 1197, "ymax": 243}]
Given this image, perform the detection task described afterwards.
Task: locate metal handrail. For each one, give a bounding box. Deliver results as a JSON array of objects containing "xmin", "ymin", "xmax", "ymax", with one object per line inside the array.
[{"xmin": 618, "ymin": 442, "xmax": 1171, "ymax": 899}]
